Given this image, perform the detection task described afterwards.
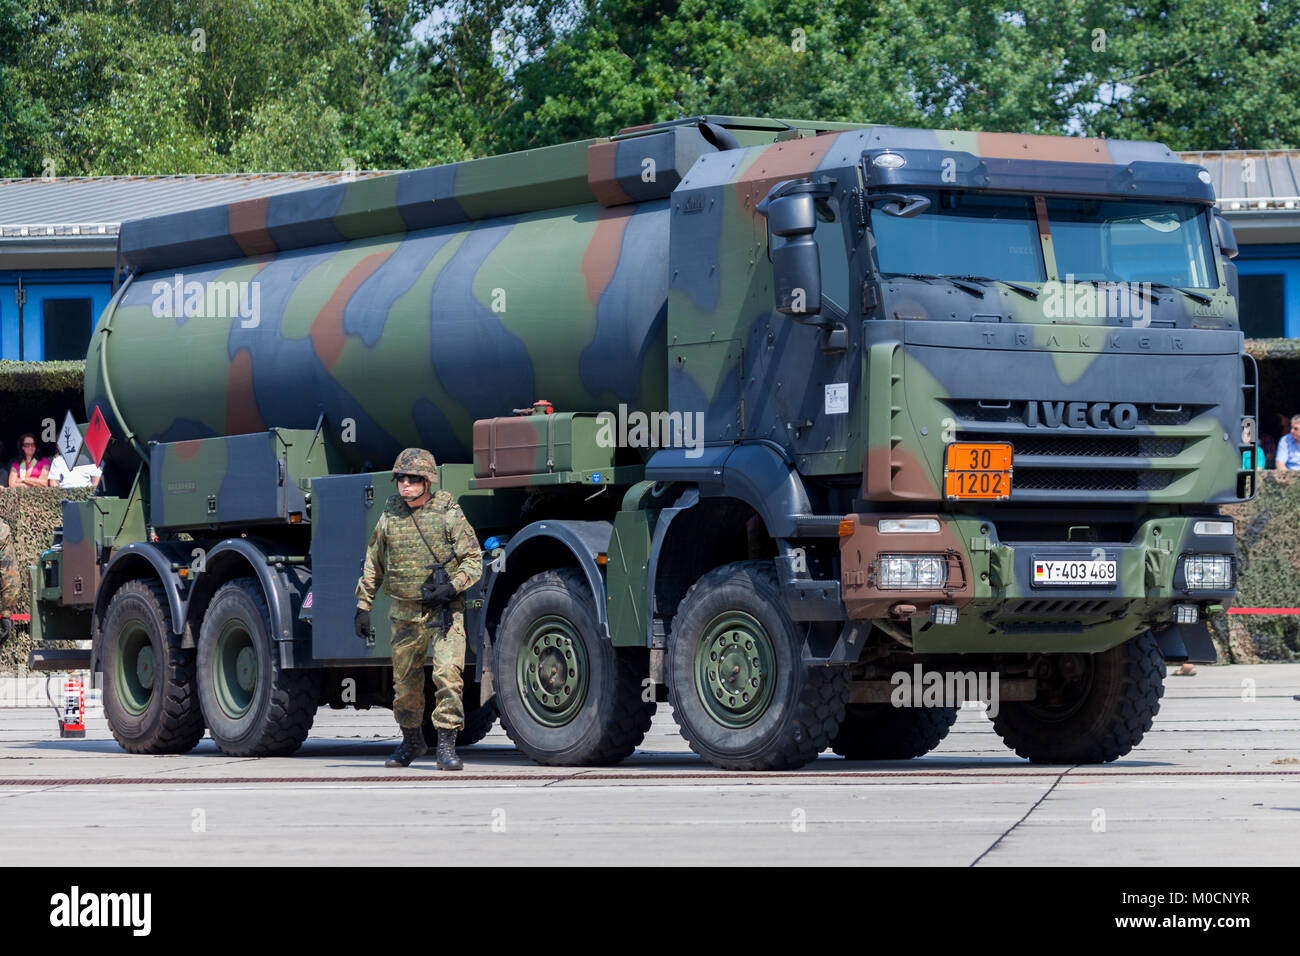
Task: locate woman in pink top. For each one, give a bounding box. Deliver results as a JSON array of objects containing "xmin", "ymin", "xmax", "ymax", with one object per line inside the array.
[{"xmin": 9, "ymin": 433, "xmax": 51, "ymax": 487}]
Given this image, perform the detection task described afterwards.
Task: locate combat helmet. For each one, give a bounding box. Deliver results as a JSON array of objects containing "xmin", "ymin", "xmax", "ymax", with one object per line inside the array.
[{"xmin": 392, "ymin": 448, "xmax": 439, "ymax": 484}]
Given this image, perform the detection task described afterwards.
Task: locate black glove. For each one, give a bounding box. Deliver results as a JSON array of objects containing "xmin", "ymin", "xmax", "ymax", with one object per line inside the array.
[
  {"xmin": 0, "ymin": 617, "xmax": 11, "ymax": 648},
  {"xmin": 425, "ymin": 582, "xmax": 456, "ymax": 604},
  {"xmin": 354, "ymin": 608, "xmax": 371, "ymax": 642}
]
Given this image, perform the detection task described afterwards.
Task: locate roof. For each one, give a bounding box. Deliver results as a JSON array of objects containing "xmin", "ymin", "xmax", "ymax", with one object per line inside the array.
[
  {"xmin": 0, "ymin": 170, "xmax": 391, "ymax": 270},
  {"xmin": 1180, "ymin": 150, "xmax": 1300, "ymax": 244},
  {"xmin": 1180, "ymin": 150, "xmax": 1300, "ymax": 210}
]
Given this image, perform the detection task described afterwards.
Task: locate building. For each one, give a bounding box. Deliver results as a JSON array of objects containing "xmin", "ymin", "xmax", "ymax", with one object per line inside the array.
[
  {"xmin": 0, "ymin": 171, "xmax": 388, "ymax": 361},
  {"xmin": 2, "ymin": 154, "xmax": 1298, "ymax": 362},
  {"xmin": 1181, "ymin": 149, "xmax": 1300, "ymax": 339}
]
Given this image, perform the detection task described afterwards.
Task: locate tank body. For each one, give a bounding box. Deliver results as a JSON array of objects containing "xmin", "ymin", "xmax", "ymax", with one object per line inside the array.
[{"xmin": 87, "ymin": 200, "xmax": 670, "ymax": 469}]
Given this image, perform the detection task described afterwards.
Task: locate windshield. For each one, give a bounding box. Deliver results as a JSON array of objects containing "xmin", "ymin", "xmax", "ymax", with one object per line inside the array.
[
  {"xmin": 1046, "ymin": 198, "xmax": 1216, "ymax": 289},
  {"xmin": 871, "ymin": 190, "xmax": 1219, "ymax": 290},
  {"xmin": 873, "ymin": 191, "xmax": 1045, "ymax": 281}
]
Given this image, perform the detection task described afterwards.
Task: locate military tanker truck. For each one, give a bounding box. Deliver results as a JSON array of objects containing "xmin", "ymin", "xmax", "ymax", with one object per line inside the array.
[{"xmin": 26, "ymin": 115, "xmax": 1251, "ymax": 770}]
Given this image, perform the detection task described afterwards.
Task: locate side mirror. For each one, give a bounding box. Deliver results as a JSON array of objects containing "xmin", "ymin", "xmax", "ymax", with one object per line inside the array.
[
  {"xmin": 868, "ymin": 192, "xmax": 931, "ymax": 218},
  {"xmin": 1215, "ymin": 213, "xmax": 1238, "ymax": 259},
  {"xmin": 758, "ymin": 179, "xmax": 833, "ymax": 317}
]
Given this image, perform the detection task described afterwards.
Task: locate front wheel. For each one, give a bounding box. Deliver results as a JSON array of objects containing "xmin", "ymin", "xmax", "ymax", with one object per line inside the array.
[
  {"xmin": 196, "ymin": 578, "xmax": 320, "ymax": 757},
  {"xmin": 666, "ymin": 561, "xmax": 849, "ymax": 771},
  {"xmin": 992, "ymin": 632, "xmax": 1165, "ymax": 763},
  {"xmin": 493, "ymin": 569, "xmax": 654, "ymax": 766}
]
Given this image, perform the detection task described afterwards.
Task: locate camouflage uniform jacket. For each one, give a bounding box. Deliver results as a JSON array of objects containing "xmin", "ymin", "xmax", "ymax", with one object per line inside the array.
[
  {"xmin": 0, "ymin": 520, "xmax": 19, "ymax": 615},
  {"xmin": 355, "ymin": 491, "xmax": 482, "ymax": 621}
]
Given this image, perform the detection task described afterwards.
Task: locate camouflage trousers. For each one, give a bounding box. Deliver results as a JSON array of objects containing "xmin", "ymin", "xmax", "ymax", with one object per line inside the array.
[{"xmin": 390, "ymin": 603, "xmax": 466, "ymax": 731}]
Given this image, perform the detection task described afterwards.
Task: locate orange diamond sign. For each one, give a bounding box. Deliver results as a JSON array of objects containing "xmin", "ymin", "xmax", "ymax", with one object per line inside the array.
[{"xmin": 85, "ymin": 406, "xmax": 111, "ymax": 466}]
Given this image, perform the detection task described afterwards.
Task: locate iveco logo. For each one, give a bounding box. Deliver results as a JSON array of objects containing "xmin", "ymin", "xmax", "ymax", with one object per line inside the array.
[{"xmin": 1026, "ymin": 401, "xmax": 1138, "ymax": 429}]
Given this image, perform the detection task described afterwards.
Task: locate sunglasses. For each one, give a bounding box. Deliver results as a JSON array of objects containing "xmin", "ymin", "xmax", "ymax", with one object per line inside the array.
[{"xmin": 393, "ymin": 473, "xmax": 424, "ymax": 484}]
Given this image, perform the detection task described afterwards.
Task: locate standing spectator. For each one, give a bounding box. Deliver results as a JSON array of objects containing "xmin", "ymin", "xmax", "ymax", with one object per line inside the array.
[
  {"xmin": 9, "ymin": 433, "xmax": 51, "ymax": 487},
  {"xmin": 48, "ymin": 455, "xmax": 102, "ymax": 489},
  {"xmin": 1275, "ymin": 415, "xmax": 1300, "ymax": 471},
  {"xmin": 0, "ymin": 439, "xmax": 7, "ymax": 488},
  {"xmin": 1258, "ymin": 430, "xmax": 1277, "ymax": 467}
]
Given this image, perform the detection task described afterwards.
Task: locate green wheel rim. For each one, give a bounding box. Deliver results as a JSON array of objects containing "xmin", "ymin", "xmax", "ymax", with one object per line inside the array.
[
  {"xmin": 114, "ymin": 626, "xmax": 156, "ymax": 716},
  {"xmin": 214, "ymin": 619, "xmax": 258, "ymax": 719},
  {"xmin": 515, "ymin": 614, "xmax": 589, "ymax": 727},
  {"xmin": 694, "ymin": 611, "xmax": 776, "ymax": 729}
]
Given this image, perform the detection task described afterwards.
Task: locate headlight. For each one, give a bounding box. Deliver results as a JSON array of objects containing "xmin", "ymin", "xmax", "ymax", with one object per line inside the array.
[
  {"xmin": 878, "ymin": 554, "xmax": 947, "ymax": 590},
  {"xmin": 1182, "ymin": 554, "xmax": 1233, "ymax": 589}
]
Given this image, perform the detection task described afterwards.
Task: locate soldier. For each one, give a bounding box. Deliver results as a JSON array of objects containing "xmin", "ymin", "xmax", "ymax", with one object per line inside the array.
[
  {"xmin": 354, "ymin": 449, "xmax": 483, "ymax": 769},
  {"xmin": 0, "ymin": 519, "xmax": 18, "ymax": 646}
]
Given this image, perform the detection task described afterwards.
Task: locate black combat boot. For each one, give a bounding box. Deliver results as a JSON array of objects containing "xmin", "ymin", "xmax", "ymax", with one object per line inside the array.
[
  {"xmin": 435, "ymin": 727, "xmax": 463, "ymax": 771},
  {"xmin": 385, "ymin": 726, "xmax": 428, "ymax": 768}
]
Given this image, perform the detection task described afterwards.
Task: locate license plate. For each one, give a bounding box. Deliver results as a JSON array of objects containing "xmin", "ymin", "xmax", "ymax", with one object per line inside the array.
[
  {"xmin": 944, "ymin": 442, "xmax": 1013, "ymax": 500},
  {"xmin": 1032, "ymin": 559, "xmax": 1118, "ymax": 586}
]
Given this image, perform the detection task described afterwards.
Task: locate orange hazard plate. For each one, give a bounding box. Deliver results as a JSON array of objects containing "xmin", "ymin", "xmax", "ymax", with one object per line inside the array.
[{"xmin": 944, "ymin": 442, "xmax": 1013, "ymax": 500}]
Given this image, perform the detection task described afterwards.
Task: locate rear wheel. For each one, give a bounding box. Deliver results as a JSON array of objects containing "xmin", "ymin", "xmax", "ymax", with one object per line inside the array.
[
  {"xmin": 196, "ymin": 577, "xmax": 319, "ymax": 757},
  {"xmin": 493, "ymin": 569, "xmax": 654, "ymax": 766},
  {"xmin": 992, "ymin": 632, "xmax": 1164, "ymax": 763},
  {"xmin": 666, "ymin": 561, "xmax": 849, "ymax": 771},
  {"xmin": 100, "ymin": 580, "xmax": 205, "ymax": 754},
  {"xmin": 831, "ymin": 703, "xmax": 959, "ymax": 759}
]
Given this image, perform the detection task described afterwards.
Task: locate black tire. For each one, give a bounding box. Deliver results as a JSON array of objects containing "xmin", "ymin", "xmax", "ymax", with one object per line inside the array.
[
  {"xmin": 493, "ymin": 569, "xmax": 654, "ymax": 766},
  {"xmin": 100, "ymin": 579, "xmax": 206, "ymax": 754},
  {"xmin": 196, "ymin": 577, "xmax": 319, "ymax": 757},
  {"xmin": 667, "ymin": 561, "xmax": 850, "ymax": 771},
  {"xmin": 831, "ymin": 703, "xmax": 959, "ymax": 759},
  {"xmin": 992, "ymin": 631, "xmax": 1165, "ymax": 763},
  {"xmin": 422, "ymin": 681, "xmax": 499, "ymax": 748}
]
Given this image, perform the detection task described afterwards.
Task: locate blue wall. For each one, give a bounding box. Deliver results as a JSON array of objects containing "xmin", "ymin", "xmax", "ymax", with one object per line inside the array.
[
  {"xmin": 1235, "ymin": 243, "xmax": 1300, "ymax": 339},
  {"xmin": 0, "ymin": 269, "xmax": 114, "ymax": 361}
]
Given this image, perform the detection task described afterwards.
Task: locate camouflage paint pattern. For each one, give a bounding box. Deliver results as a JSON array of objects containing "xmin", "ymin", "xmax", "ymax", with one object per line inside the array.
[
  {"xmin": 76, "ymin": 116, "xmax": 1245, "ymax": 660},
  {"xmin": 355, "ymin": 490, "xmax": 483, "ymax": 618},
  {"xmin": 391, "ymin": 606, "xmax": 467, "ymax": 730}
]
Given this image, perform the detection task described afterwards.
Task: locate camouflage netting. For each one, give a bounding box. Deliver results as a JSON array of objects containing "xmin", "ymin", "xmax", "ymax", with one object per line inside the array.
[
  {"xmin": 0, "ymin": 487, "xmax": 94, "ymax": 674},
  {"xmin": 1211, "ymin": 472, "xmax": 1300, "ymax": 663},
  {"xmin": 1245, "ymin": 338, "xmax": 1300, "ymax": 363}
]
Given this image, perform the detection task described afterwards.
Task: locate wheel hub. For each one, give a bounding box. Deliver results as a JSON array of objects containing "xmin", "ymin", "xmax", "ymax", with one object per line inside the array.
[
  {"xmin": 215, "ymin": 622, "xmax": 257, "ymax": 719},
  {"xmin": 516, "ymin": 615, "xmax": 589, "ymax": 727},
  {"xmin": 694, "ymin": 611, "xmax": 776, "ymax": 729},
  {"xmin": 135, "ymin": 645, "xmax": 156, "ymax": 690},
  {"xmin": 115, "ymin": 626, "xmax": 156, "ymax": 716},
  {"xmin": 235, "ymin": 647, "xmax": 257, "ymax": 693}
]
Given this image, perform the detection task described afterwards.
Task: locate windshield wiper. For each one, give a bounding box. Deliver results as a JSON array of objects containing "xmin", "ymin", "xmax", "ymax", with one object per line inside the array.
[
  {"xmin": 1145, "ymin": 283, "xmax": 1213, "ymax": 306},
  {"xmin": 947, "ymin": 275, "xmax": 1040, "ymax": 300},
  {"xmin": 882, "ymin": 272, "xmax": 985, "ymax": 298}
]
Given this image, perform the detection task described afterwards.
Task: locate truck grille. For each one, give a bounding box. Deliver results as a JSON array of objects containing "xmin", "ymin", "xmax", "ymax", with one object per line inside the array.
[
  {"xmin": 958, "ymin": 431, "xmax": 1185, "ymax": 459},
  {"xmin": 947, "ymin": 400, "xmax": 1203, "ymax": 498},
  {"xmin": 1011, "ymin": 469, "xmax": 1174, "ymax": 492}
]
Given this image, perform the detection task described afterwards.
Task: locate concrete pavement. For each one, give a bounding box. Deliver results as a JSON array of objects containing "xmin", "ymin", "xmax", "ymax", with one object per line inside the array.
[{"xmin": 0, "ymin": 663, "xmax": 1296, "ymax": 865}]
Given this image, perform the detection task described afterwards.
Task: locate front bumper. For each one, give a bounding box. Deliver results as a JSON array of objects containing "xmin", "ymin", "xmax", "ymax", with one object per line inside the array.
[{"xmin": 838, "ymin": 511, "xmax": 1235, "ymax": 653}]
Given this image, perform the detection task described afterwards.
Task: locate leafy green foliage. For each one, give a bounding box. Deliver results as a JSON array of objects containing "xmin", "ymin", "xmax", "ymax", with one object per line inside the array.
[{"xmin": 1, "ymin": 0, "xmax": 1294, "ymax": 176}]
